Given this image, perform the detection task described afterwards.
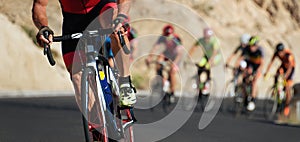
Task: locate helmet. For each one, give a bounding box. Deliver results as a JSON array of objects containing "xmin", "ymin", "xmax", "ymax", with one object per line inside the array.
[
  {"xmin": 203, "ymin": 28, "xmax": 214, "ymax": 38},
  {"xmin": 240, "ymin": 34, "xmax": 251, "ymax": 44},
  {"xmin": 276, "ymin": 43, "xmax": 285, "ymax": 52},
  {"xmin": 249, "ymin": 36, "xmax": 259, "ymax": 46},
  {"xmin": 163, "ymin": 25, "xmax": 174, "ymax": 36}
]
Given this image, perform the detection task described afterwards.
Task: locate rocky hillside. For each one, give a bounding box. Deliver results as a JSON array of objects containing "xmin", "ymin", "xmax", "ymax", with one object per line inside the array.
[
  {"xmin": 0, "ymin": 0, "xmax": 299, "ymax": 93},
  {"xmin": 0, "ymin": 0, "xmax": 72, "ymax": 91}
]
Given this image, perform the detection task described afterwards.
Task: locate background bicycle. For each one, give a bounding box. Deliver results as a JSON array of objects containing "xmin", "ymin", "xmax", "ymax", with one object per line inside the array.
[
  {"xmin": 264, "ymin": 71, "xmax": 294, "ymax": 121},
  {"xmin": 146, "ymin": 58, "xmax": 175, "ymax": 113},
  {"xmin": 181, "ymin": 61, "xmax": 216, "ymax": 112},
  {"xmin": 222, "ymin": 63, "xmax": 244, "ymax": 113},
  {"xmin": 223, "ymin": 61, "xmax": 257, "ymax": 118}
]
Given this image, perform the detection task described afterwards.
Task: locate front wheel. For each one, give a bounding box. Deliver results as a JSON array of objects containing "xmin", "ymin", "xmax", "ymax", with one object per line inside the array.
[
  {"xmin": 199, "ymin": 79, "xmax": 216, "ymax": 112},
  {"xmin": 233, "ymin": 85, "xmax": 244, "ymax": 118},
  {"xmin": 263, "ymin": 87, "xmax": 278, "ymax": 121},
  {"xmin": 81, "ymin": 67, "xmax": 109, "ymax": 142},
  {"xmin": 181, "ymin": 76, "xmax": 199, "ymax": 111},
  {"xmin": 221, "ymin": 81, "xmax": 236, "ymax": 113}
]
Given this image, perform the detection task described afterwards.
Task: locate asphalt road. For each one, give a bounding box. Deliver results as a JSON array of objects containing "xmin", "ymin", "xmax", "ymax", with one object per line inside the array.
[{"xmin": 0, "ymin": 96, "xmax": 299, "ymax": 142}]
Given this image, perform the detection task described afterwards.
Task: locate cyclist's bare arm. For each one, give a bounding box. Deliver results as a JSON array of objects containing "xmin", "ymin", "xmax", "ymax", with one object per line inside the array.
[
  {"xmin": 32, "ymin": 0, "xmax": 48, "ymax": 29},
  {"xmin": 173, "ymin": 45, "xmax": 184, "ymax": 65},
  {"xmin": 226, "ymin": 53, "xmax": 235, "ymax": 65},
  {"xmin": 188, "ymin": 44, "xmax": 198, "ymax": 58},
  {"xmin": 32, "ymin": 0, "xmax": 53, "ymax": 45},
  {"xmin": 147, "ymin": 43, "xmax": 162, "ymax": 62},
  {"xmin": 113, "ymin": 0, "xmax": 131, "ymax": 30},
  {"xmin": 256, "ymin": 60, "xmax": 264, "ymax": 77},
  {"xmin": 117, "ymin": 0, "xmax": 131, "ymax": 15},
  {"xmin": 265, "ymin": 55, "xmax": 275, "ymax": 76}
]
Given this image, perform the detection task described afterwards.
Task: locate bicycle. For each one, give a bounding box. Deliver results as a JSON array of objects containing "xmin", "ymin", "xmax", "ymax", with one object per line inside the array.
[
  {"xmin": 182, "ymin": 61, "xmax": 216, "ymax": 112},
  {"xmin": 43, "ymin": 29, "xmax": 135, "ymax": 142},
  {"xmin": 147, "ymin": 59, "xmax": 175, "ymax": 113},
  {"xmin": 221, "ymin": 65, "xmax": 243, "ymax": 113},
  {"xmin": 232, "ymin": 64, "xmax": 257, "ymax": 118},
  {"xmin": 263, "ymin": 72, "xmax": 294, "ymax": 121}
]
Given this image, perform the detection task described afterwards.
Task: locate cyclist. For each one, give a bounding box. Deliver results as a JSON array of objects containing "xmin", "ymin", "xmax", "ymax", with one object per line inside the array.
[
  {"xmin": 188, "ymin": 28, "xmax": 221, "ymax": 92},
  {"xmin": 226, "ymin": 34, "xmax": 251, "ymax": 67},
  {"xmin": 264, "ymin": 43, "xmax": 295, "ymax": 116},
  {"xmin": 146, "ymin": 24, "xmax": 184, "ymax": 99},
  {"xmin": 32, "ymin": 0, "xmax": 136, "ymax": 109},
  {"xmin": 236, "ymin": 36, "xmax": 264, "ymax": 111}
]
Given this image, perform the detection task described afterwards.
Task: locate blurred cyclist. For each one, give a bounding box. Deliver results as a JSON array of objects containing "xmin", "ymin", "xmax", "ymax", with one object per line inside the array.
[
  {"xmin": 226, "ymin": 34, "xmax": 251, "ymax": 67},
  {"xmin": 146, "ymin": 24, "xmax": 184, "ymax": 98},
  {"xmin": 264, "ymin": 43, "xmax": 295, "ymax": 116},
  {"xmin": 189, "ymin": 28, "xmax": 221, "ymax": 81},
  {"xmin": 236, "ymin": 36, "xmax": 264, "ymax": 111}
]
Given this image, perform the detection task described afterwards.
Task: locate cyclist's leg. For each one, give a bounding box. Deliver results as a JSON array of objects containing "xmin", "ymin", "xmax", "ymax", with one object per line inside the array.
[
  {"xmin": 284, "ymin": 68, "xmax": 295, "ymax": 115},
  {"xmin": 156, "ymin": 54, "xmax": 165, "ymax": 76},
  {"xmin": 61, "ymin": 11, "xmax": 97, "ymax": 112},
  {"xmin": 251, "ymin": 65, "xmax": 260, "ymax": 99},
  {"xmin": 103, "ymin": 3, "xmax": 136, "ymax": 106},
  {"xmin": 62, "ymin": 0, "xmax": 118, "ymax": 110},
  {"xmin": 169, "ymin": 63, "xmax": 177, "ymax": 95}
]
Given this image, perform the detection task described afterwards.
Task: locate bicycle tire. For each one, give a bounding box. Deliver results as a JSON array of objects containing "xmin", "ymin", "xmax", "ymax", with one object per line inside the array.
[
  {"xmin": 200, "ymin": 79, "xmax": 216, "ymax": 112},
  {"xmin": 162, "ymin": 93, "xmax": 172, "ymax": 113},
  {"xmin": 81, "ymin": 67, "xmax": 109, "ymax": 142},
  {"xmin": 122, "ymin": 109, "xmax": 135, "ymax": 142},
  {"xmin": 149, "ymin": 76, "xmax": 164, "ymax": 111},
  {"xmin": 263, "ymin": 87, "xmax": 277, "ymax": 121},
  {"xmin": 233, "ymin": 85, "xmax": 244, "ymax": 118},
  {"xmin": 221, "ymin": 81, "xmax": 235, "ymax": 113},
  {"xmin": 181, "ymin": 76, "xmax": 199, "ymax": 111}
]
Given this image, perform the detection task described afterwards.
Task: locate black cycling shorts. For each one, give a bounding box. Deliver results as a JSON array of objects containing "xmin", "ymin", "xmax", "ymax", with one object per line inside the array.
[{"xmin": 61, "ymin": 0, "xmax": 116, "ymax": 71}]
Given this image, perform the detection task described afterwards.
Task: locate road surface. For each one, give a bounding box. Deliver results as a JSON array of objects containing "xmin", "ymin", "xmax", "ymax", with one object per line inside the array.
[{"xmin": 0, "ymin": 96, "xmax": 299, "ymax": 142}]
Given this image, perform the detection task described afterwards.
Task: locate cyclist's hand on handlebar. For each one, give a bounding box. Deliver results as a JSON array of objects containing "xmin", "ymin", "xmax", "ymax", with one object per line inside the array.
[
  {"xmin": 113, "ymin": 14, "xmax": 129, "ymax": 32},
  {"xmin": 36, "ymin": 26, "xmax": 54, "ymax": 47}
]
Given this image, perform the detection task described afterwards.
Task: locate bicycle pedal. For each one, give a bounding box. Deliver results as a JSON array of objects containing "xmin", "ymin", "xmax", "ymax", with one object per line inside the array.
[{"xmin": 119, "ymin": 106, "xmax": 133, "ymax": 110}]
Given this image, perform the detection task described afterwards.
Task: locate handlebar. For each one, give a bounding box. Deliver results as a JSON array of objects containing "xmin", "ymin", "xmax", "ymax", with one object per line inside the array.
[
  {"xmin": 43, "ymin": 31, "xmax": 56, "ymax": 66},
  {"xmin": 43, "ymin": 28, "xmax": 131, "ymax": 66}
]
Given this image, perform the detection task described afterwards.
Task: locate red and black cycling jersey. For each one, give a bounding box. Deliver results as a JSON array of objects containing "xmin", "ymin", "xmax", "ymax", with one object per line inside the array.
[
  {"xmin": 59, "ymin": 0, "xmax": 115, "ymax": 14},
  {"xmin": 156, "ymin": 34, "xmax": 182, "ymax": 61}
]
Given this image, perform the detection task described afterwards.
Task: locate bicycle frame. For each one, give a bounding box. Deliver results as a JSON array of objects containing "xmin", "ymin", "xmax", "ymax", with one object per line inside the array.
[
  {"xmin": 276, "ymin": 75, "xmax": 286, "ymax": 100},
  {"xmin": 43, "ymin": 29, "xmax": 134, "ymax": 141},
  {"xmin": 81, "ymin": 30, "xmax": 109, "ymax": 127}
]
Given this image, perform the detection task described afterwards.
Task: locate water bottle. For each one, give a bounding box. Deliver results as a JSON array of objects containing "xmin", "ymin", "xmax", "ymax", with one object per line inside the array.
[{"xmin": 99, "ymin": 70, "xmax": 113, "ymax": 110}]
